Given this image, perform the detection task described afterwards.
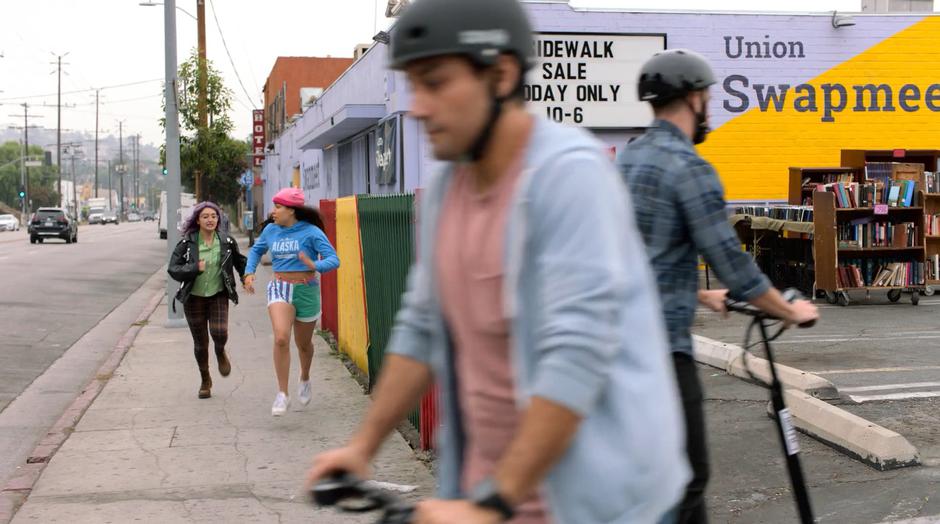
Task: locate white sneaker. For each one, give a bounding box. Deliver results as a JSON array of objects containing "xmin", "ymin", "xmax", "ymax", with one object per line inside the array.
[
  {"xmin": 298, "ymin": 380, "xmax": 312, "ymax": 406},
  {"xmin": 271, "ymin": 392, "xmax": 290, "ymax": 416}
]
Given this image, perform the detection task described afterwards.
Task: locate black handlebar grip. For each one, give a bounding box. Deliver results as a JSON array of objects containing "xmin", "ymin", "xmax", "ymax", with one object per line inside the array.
[{"xmin": 311, "ymin": 472, "xmax": 362, "ymax": 507}]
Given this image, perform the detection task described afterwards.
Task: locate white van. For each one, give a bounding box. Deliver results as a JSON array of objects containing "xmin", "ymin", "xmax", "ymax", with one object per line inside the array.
[{"xmin": 158, "ymin": 191, "xmax": 196, "ymax": 239}]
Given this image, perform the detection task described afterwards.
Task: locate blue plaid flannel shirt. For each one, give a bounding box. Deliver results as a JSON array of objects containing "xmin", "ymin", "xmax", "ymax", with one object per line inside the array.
[{"xmin": 617, "ymin": 120, "xmax": 770, "ymax": 355}]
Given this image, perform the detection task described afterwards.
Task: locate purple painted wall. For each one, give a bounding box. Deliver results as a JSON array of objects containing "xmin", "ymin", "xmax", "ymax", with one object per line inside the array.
[{"xmin": 258, "ymin": 2, "xmax": 927, "ymax": 207}]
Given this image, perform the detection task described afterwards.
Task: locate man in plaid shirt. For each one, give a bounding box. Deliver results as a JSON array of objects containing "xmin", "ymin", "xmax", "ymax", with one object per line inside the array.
[{"xmin": 618, "ymin": 49, "xmax": 819, "ymax": 524}]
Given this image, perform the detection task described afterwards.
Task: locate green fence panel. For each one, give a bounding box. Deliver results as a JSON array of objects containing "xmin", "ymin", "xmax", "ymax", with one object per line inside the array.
[{"xmin": 357, "ymin": 194, "xmax": 418, "ymax": 428}]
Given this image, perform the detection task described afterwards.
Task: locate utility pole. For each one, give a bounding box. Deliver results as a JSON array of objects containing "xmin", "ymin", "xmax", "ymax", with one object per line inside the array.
[
  {"xmin": 52, "ymin": 52, "xmax": 69, "ymax": 199},
  {"xmin": 118, "ymin": 122, "xmax": 125, "ymax": 217},
  {"xmin": 135, "ymin": 134, "xmax": 141, "ymax": 210},
  {"xmin": 9, "ymin": 103, "xmax": 42, "ymax": 218},
  {"xmin": 165, "ymin": 0, "xmax": 185, "ymax": 324},
  {"xmin": 94, "ymin": 89, "xmax": 100, "ymax": 198},
  {"xmin": 108, "ymin": 159, "xmax": 113, "ymax": 210},
  {"xmin": 196, "ymin": 0, "xmax": 208, "ymax": 202},
  {"xmin": 65, "ymin": 145, "xmax": 82, "ymax": 220}
]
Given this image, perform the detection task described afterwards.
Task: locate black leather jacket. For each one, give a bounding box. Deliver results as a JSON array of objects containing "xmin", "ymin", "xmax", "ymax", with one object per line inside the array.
[{"xmin": 168, "ymin": 232, "xmax": 247, "ymax": 311}]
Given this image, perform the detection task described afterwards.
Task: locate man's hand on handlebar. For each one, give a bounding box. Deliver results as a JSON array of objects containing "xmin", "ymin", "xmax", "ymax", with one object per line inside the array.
[
  {"xmin": 698, "ymin": 289, "xmax": 729, "ymax": 317},
  {"xmin": 784, "ymin": 299, "xmax": 819, "ymax": 328},
  {"xmin": 306, "ymin": 444, "xmax": 372, "ymax": 490}
]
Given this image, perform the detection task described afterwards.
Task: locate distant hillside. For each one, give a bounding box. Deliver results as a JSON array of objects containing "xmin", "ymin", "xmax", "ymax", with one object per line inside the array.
[{"xmin": 0, "ymin": 127, "xmax": 160, "ymax": 164}]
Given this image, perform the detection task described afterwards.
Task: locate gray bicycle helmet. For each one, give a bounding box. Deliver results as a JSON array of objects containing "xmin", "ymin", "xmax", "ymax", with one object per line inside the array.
[
  {"xmin": 638, "ymin": 49, "xmax": 716, "ymax": 105},
  {"xmin": 388, "ymin": 0, "xmax": 535, "ymax": 72}
]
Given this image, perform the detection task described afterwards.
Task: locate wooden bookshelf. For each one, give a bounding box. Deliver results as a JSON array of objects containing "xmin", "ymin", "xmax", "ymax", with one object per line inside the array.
[
  {"xmin": 842, "ymin": 149, "xmax": 940, "ymax": 173},
  {"xmin": 924, "ymin": 193, "xmax": 940, "ymax": 287},
  {"xmin": 813, "ymin": 190, "xmax": 926, "ymax": 306},
  {"xmin": 788, "ymin": 167, "xmax": 862, "ymax": 205}
]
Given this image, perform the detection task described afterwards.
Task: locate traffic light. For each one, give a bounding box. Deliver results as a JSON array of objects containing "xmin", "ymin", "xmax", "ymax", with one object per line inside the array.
[
  {"xmin": 162, "ymin": 166, "xmax": 168, "ymax": 176},
  {"xmin": 18, "ymin": 186, "xmax": 25, "ymax": 199}
]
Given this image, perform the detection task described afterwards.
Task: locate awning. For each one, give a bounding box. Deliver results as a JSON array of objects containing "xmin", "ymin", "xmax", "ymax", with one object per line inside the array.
[{"xmin": 297, "ymin": 104, "xmax": 387, "ymax": 150}]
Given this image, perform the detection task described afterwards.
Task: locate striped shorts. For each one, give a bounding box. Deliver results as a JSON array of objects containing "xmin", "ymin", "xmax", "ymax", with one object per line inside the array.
[{"xmin": 266, "ymin": 280, "xmax": 321, "ymax": 323}]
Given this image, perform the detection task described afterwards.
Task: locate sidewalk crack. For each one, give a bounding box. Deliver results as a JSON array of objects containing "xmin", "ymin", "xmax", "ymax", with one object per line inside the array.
[
  {"xmin": 131, "ymin": 410, "xmax": 170, "ymax": 487},
  {"xmin": 221, "ymin": 373, "xmax": 284, "ymax": 523}
]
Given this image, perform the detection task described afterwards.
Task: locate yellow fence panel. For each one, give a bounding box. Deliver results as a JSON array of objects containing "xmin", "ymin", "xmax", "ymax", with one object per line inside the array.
[{"xmin": 336, "ymin": 196, "xmax": 369, "ymax": 374}]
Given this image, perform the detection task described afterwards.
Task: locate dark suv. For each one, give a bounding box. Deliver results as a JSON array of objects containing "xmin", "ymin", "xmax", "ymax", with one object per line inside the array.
[{"xmin": 29, "ymin": 208, "xmax": 78, "ymax": 244}]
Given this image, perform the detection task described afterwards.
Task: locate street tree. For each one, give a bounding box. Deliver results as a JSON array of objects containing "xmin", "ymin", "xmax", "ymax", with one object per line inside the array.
[
  {"xmin": 0, "ymin": 141, "xmax": 61, "ymax": 212},
  {"xmin": 162, "ymin": 48, "xmax": 249, "ymax": 205}
]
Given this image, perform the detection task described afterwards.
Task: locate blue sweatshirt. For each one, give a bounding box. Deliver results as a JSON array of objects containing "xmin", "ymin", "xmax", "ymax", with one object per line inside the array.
[{"xmin": 245, "ymin": 221, "xmax": 340, "ymax": 276}]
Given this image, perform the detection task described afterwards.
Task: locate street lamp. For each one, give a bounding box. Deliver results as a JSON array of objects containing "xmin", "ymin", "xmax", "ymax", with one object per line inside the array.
[
  {"xmin": 139, "ymin": 1, "xmax": 197, "ymax": 21},
  {"xmin": 161, "ymin": 0, "xmax": 186, "ymax": 327}
]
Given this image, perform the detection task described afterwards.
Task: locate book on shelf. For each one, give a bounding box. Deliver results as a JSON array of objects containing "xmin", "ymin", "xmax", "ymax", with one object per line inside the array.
[
  {"xmin": 929, "ymin": 254, "xmax": 940, "ymax": 282},
  {"xmin": 926, "ymin": 171, "xmax": 938, "ymax": 193},
  {"xmin": 732, "ymin": 205, "xmax": 813, "ymax": 222},
  {"xmin": 865, "ymin": 162, "xmax": 893, "ymax": 186},
  {"xmin": 926, "ymin": 213, "xmax": 940, "ymax": 236},
  {"xmin": 801, "ymin": 173, "xmax": 854, "ymax": 189},
  {"xmin": 837, "ymin": 221, "xmax": 918, "ymax": 249},
  {"xmin": 837, "ymin": 258, "xmax": 924, "ymax": 288},
  {"xmin": 822, "ymin": 180, "xmax": 918, "ymax": 209}
]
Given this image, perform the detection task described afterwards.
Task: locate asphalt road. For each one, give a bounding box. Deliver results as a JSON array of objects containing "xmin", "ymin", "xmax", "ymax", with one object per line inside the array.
[
  {"xmin": 696, "ymin": 296, "xmax": 940, "ymax": 522},
  {"xmin": 0, "ymin": 221, "xmax": 166, "ymax": 414}
]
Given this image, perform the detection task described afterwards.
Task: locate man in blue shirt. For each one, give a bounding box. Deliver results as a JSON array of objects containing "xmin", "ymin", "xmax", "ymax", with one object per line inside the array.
[{"xmin": 618, "ymin": 49, "xmax": 819, "ymax": 524}]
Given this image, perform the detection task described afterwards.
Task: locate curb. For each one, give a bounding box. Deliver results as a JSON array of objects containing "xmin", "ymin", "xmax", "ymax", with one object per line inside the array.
[
  {"xmin": 876, "ymin": 517, "xmax": 940, "ymax": 524},
  {"xmin": 0, "ymin": 287, "xmax": 165, "ymax": 524},
  {"xmin": 770, "ymin": 390, "xmax": 920, "ymax": 471},
  {"xmin": 693, "ymin": 335, "xmax": 839, "ymax": 400}
]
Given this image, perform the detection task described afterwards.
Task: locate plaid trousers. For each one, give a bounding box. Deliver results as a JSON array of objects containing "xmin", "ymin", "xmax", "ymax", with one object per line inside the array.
[{"xmin": 183, "ymin": 292, "xmax": 230, "ymax": 366}]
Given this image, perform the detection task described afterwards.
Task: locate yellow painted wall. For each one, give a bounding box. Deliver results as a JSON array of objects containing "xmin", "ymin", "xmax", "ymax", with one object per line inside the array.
[
  {"xmin": 701, "ymin": 17, "xmax": 940, "ymax": 201},
  {"xmin": 336, "ymin": 196, "xmax": 369, "ymax": 373}
]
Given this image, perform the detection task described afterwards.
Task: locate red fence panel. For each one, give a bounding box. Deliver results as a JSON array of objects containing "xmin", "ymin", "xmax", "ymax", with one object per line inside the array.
[
  {"xmin": 420, "ymin": 385, "xmax": 439, "ymax": 451},
  {"xmin": 319, "ymin": 199, "xmax": 339, "ymax": 338}
]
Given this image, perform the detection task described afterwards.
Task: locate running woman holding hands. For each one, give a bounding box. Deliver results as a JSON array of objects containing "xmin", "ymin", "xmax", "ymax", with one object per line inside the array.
[{"xmin": 243, "ymin": 188, "xmax": 340, "ymax": 416}]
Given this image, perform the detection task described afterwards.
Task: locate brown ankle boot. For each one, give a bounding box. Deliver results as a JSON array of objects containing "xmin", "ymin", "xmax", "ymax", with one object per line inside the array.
[
  {"xmin": 198, "ymin": 368, "xmax": 212, "ymax": 399},
  {"xmin": 217, "ymin": 350, "xmax": 231, "ymax": 377}
]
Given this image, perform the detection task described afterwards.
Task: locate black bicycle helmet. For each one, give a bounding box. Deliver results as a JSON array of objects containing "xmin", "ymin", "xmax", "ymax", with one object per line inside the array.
[
  {"xmin": 638, "ymin": 49, "xmax": 716, "ymax": 105},
  {"xmin": 388, "ymin": 0, "xmax": 535, "ymax": 72},
  {"xmin": 388, "ymin": 0, "xmax": 535, "ymax": 161}
]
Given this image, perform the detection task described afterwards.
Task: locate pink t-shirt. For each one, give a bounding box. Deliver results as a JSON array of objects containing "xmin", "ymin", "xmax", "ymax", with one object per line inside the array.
[{"xmin": 434, "ymin": 157, "xmax": 548, "ymax": 524}]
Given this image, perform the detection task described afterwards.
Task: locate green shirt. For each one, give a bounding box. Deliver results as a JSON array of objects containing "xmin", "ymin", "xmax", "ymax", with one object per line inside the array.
[{"xmin": 192, "ymin": 233, "xmax": 223, "ymax": 297}]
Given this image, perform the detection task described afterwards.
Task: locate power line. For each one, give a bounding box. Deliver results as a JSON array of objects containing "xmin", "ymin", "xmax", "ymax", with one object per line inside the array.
[
  {"xmin": 0, "ymin": 78, "xmax": 163, "ymax": 102},
  {"xmin": 68, "ymin": 93, "xmax": 163, "ymax": 107},
  {"xmin": 207, "ymin": 0, "xmax": 258, "ymax": 109}
]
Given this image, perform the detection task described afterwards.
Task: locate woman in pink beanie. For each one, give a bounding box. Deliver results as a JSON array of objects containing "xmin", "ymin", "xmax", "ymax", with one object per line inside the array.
[{"xmin": 243, "ymin": 188, "xmax": 340, "ymax": 416}]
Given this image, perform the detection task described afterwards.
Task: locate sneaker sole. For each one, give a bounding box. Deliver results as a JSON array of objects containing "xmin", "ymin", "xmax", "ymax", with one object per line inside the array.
[{"xmin": 272, "ymin": 399, "xmax": 291, "ymax": 416}]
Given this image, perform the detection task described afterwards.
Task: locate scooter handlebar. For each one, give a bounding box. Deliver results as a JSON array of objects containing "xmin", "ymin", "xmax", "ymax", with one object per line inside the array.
[
  {"xmin": 311, "ymin": 472, "xmax": 414, "ymax": 524},
  {"xmin": 724, "ymin": 288, "xmax": 816, "ymax": 329}
]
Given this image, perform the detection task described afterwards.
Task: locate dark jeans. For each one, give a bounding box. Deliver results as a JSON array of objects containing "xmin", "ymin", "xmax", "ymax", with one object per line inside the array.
[{"xmin": 673, "ymin": 352, "xmax": 709, "ymax": 524}]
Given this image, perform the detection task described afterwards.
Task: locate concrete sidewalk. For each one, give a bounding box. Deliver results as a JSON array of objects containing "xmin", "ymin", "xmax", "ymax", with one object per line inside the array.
[{"xmin": 9, "ymin": 264, "xmax": 434, "ymax": 523}]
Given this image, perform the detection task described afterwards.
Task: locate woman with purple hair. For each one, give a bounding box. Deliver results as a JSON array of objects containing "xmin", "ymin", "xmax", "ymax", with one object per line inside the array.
[{"xmin": 168, "ymin": 201, "xmax": 247, "ymax": 399}]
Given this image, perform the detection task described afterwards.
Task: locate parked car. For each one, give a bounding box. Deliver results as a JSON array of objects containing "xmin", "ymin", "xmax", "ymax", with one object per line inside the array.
[
  {"xmin": 127, "ymin": 212, "xmax": 141, "ymax": 222},
  {"xmin": 142, "ymin": 212, "xmax": 156, "ymax": 222},
  {"xmin": 0, "ymin": 214, "xmax": 20, "ymax": 232},
  {"xmin": 101, "ymin": 210, "xmax": 120, "ymax": 225},
  {"xmin": 88, "ymin": 206, "xmax": 106, "ymax": 224},
  {"xmin": 29, "ymin": 208, "xmax": 78, "ymax": 244}
]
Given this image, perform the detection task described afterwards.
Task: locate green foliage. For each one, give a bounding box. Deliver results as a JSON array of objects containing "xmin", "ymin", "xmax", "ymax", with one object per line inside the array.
[
  {"xmin": 0, "ymin": 142, "xmax": 61, "ymax": 211},
  {"xmin": 160, "ymin": 48, "xmax": 247, "ymax": 206}
]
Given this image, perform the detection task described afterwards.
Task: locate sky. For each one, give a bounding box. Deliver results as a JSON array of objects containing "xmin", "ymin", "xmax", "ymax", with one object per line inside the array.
[{"xmin": 1, "ymin": 0, "xmax": 932, "ymax": 151}]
